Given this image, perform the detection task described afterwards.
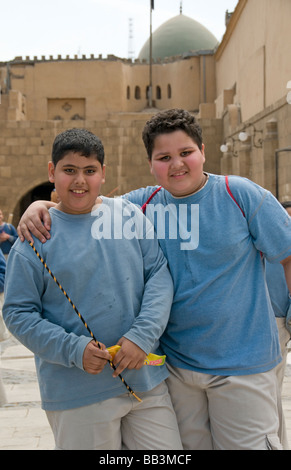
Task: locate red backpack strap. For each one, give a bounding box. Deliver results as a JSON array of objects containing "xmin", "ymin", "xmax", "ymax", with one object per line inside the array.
[
  {"xmin": 142, "ymin": 180, "xmax": 245, "ymax": 217},
  {"xmin": 225, "ymin": 176, "xmax": 264, "ymax": 258},
  {"xmin": 141, "ymin": 186, "xmax": 162, "ymax": 213},
  {"xmin": 225, "ymin": 176, "xmax": 245, "ymax": 218}
]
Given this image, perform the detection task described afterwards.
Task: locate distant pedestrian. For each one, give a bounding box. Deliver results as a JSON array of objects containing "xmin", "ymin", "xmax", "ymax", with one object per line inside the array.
[
  {"xmin": 50, "ymin": 188, "xmax": 60, "ymax": 203},
  {"xmin": 0, "ymin": 249, "xmax": 7, "ymax": 406},
  {"xmin": 0, "ymin": 210, "xmax": 18, "ymax": 258}
]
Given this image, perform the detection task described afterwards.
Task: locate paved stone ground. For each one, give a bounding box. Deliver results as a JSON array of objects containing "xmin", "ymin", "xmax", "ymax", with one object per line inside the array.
[
  {"xmin": 1, "ymin": 334, "xmax": 291, "ymax": 450},
  {"xmin": 0, "ymin": 335, "xmax": 54, "ymax": 450}
]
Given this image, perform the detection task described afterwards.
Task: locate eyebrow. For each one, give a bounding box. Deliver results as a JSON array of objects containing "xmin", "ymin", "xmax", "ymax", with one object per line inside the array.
[
  {"xmin": 153, "ymin": 146, "xmax": 195, "ymax": 157},
  {"xmin": 61, "ymin": 164, "xmax": 99, "ymax": 169}
]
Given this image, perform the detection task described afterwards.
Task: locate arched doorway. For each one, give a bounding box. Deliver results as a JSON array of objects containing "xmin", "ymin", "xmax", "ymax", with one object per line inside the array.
[{"xmin": 13, "ymin": 181, "xmax": 55, "ymax": 225}]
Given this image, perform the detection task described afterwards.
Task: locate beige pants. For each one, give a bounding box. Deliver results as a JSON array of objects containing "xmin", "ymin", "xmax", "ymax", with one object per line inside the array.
[
  {"xmin": 0, "ymin": 292, "xmax": 9, "ymax": 341},
  {"xmin": 46, "ymin": 381, "xmax": 183, "ymax": 450},
  {"xmin": 166, "ymin": 364, "xmax": 282, "ymax": 450},
  {"xmin": 275, "ymin": 317, "xmax": 290, "ymax": 449}
]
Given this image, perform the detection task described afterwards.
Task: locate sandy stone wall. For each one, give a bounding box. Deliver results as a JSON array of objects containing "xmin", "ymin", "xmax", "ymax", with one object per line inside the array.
[
  {"xmin": 0, "ymin": 113, "xmax": 223, "ymax": 225},
  {"xmin": 220, "ymin": 96, "xmax": 291, "ymax": 202}
]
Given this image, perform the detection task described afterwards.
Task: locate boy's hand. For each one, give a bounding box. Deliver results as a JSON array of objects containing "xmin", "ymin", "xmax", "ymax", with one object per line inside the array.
[
  {"xmin": 83, "ymin": 341, "xmax": 111, "ymax": 375},
  {"xmin": 17, "ymin": 201, "xmax": 55, "ymax": 244},
  {"xmin": 0, "ymin": 232, "xmax": 10, "ymax": 242},
  {"xmin": 112, "ymin": 337, "xmax": 146, "ymax": 377}
]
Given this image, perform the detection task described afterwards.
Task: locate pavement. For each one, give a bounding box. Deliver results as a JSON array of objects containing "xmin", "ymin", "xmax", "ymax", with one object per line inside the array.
[
  {"xmin": 0, "ymin": 335, "xmax": 54, "ymax": 450},
  {"xmin": 1, "ymin": 334, "xmax": 291, "ymax": 450}
]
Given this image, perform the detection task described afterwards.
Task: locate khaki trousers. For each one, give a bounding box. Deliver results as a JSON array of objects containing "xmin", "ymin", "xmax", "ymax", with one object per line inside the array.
[
  {"xmin": 46, "ymin": 381, "xmax": 183, "ymax": 450},
  {"xmin": 166, "ymin": 364, "xmax": 282, "ymax": 450},
  {"xmin": 0, "ymin": 292, "xmax": 9, "ymax": 341},
  {"xmin": 275, "ymin": 317, "xmax": 290, "ymax": 449}
]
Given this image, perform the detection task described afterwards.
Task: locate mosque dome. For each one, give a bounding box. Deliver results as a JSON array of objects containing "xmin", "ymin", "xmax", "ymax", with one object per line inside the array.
[{"xmin": 138, "ymin": 14, "xmax": 219, "ymax": 62}]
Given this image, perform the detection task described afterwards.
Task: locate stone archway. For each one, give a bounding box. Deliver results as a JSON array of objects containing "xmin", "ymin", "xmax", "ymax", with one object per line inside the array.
[{"xmin": 12, "ymin": 181, "xmax": 55, "ymax": 226}]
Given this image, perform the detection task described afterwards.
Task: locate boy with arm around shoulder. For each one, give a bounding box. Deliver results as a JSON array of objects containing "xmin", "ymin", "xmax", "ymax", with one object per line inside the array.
[
  {"xmin": 3, "ymin": 128, "xmax": 182, "ymax": 450},
  {"xmin": 126, "ymin": 109, "xmax": 291, "ymax": 450}
]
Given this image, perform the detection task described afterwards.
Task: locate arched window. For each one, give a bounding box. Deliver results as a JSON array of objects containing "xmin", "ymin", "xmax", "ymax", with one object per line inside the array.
[
  {"xmin": 135, "ymin": 86, "xmax": 141, "ymax": 100},
  {"xmin": 156, "ymin": 86, "xmax": 162, "ymax": 100},
  {"xmin": 167, "ymin": 84, "xmax": 172, "ymax": 99},
  {"xmin": 146, "ymin": 85, "xmax": 150, "ymax": 100},
  {"xmin": 127, "ymin": 86, "xmax": 130, "ymax": 100}
]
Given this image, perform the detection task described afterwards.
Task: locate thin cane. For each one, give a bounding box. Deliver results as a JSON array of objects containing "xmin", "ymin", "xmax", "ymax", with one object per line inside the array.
[{"xmin": 28, "ymin": 241, "xmax": 142, "ymax": 402}]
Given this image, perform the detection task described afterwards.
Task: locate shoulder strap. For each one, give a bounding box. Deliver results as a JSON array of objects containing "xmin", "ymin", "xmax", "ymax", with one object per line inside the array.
[
  {"xmin": 141, "ymin": 186, "xmax": 162, "ymax": 214},
  {"xmin": 141, "ymin": 179, "xmax": 245, "ymax": 218},
  {"xmin": 225, "ymin": 176, "xmax": 264, "ymax": 258},
  {"xmin": 225, "ymin": 175, "xmax": 245, "ymax": 218}
]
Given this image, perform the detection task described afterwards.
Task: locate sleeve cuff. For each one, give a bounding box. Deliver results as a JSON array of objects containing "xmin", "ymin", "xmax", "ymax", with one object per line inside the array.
[{"xmin": 75, "ymin": 336, "xmax": 93, "ymax": 370}]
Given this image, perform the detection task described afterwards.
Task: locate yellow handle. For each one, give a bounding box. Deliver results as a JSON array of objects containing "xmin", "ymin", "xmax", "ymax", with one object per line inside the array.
[{"xmin": 107, "ymin": 345, "xmax": 166, "ymax": 366}]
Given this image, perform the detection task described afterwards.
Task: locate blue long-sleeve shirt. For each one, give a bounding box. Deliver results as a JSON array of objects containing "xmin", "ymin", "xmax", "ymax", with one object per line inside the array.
[
  {"xmin": 3, "ymin": 198, "xmax": 173, "ymax": 410},
  {"xmin": 0, "ymin": 250, "xmax": 5, "ymax": 293},
  {"xmin": 265, "ymin": 261, "xmax": 290, "ymax": 318}
]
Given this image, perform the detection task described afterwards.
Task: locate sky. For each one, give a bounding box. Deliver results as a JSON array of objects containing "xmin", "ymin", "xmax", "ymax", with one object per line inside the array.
[{"xmin": 0, "ymin": 0, "xmax": 238, "ymax": 62}]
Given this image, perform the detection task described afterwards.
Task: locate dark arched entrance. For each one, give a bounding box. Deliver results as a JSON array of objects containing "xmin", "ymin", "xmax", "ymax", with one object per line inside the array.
[{"xmin": 13, "ymin": 181, "xmax": 55, "ymax": 225}]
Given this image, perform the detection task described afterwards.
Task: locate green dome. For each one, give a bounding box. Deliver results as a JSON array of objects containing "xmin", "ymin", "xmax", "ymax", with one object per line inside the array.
[{"xmin": 138, "ymin": 14, "xmax": 218, "ymax": 61}]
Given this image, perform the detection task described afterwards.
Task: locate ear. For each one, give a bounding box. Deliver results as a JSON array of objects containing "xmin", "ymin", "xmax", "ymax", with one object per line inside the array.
[
  {"xmin": 101, "ymin": 164, "xmax": 106, "ymax": 184},
  {"xmin": 147, "ymin": 159, "xmax": 153, "ymax": 175},
  {"xmin": 201, "ymin": 143, "xmax": 206, "ymax": 163},
  {"xmin": 48, "ymin": 161, "xmax": 55, "ymax": 183}
]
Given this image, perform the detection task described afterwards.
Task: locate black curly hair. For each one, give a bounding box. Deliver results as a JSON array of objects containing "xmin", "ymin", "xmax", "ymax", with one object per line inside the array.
[
  {"xmin": 52, "ymin": 128, "xmax": 105, "ymax": 166},
  {"xmin": 142, "ymin": 108, "xmax": 203, "ymax": 160}
]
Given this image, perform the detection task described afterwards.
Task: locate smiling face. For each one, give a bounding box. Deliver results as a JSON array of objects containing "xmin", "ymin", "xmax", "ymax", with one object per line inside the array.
[
  {"xmin": 149, "ymin": 130, "xmax": 206, "ymax": 197},
  {"xmin": 48, "ymin": 151, "xmax": 105, "ymax": 214}
]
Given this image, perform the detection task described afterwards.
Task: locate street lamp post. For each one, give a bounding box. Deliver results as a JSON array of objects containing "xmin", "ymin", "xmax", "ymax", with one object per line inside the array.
[{"xmin": 148, "ymin": 0, "xmax": 154, "ymax": 108}]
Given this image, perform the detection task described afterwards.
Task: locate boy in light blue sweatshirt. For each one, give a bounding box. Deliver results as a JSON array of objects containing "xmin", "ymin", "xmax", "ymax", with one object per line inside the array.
[
  {"xmin": 3, "ymin": 128, "xmax": 182, "ymax": 450},
  {"xmin": 17, "ymin": 109, "xmax": 291, "ymax": 450}
]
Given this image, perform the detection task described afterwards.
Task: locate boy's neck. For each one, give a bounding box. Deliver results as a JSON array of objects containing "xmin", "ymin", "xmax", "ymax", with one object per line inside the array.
[
  {"xmin": 171, "ymin": 173, "xmax": 209, "ymax": 199},
  {"xmin": 55, "ymin": 197, "xmax": 103, "ymax": 215}
]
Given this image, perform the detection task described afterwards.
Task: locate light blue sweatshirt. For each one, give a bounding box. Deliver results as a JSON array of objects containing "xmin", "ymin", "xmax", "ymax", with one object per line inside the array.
[
  {"xmin": 3, "ymin": 198, "xmax": 173, "ymax": 410},
  {"xmin": 123, "ymin": 174, "xmax": 291, "ymax": 376}
]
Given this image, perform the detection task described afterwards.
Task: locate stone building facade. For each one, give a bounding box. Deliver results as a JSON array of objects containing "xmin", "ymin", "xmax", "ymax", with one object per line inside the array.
[{"xmin": 0, "ymin": 0, "xmax": 290, "ymax": 224}]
